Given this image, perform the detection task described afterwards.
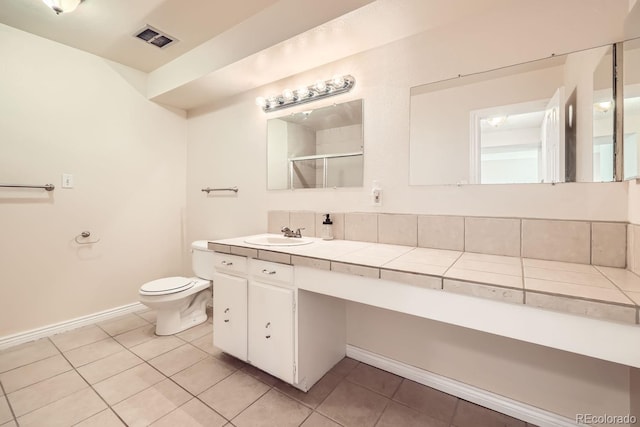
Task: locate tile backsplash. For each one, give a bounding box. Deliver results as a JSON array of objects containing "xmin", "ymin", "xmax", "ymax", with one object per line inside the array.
[
  {"xmin": 591, "ymin": 222, "xmax": 626, "ymax": 268},
  {"xmin": 521, "ymin": 219, "xmax": 591, "ymax": 264},
  {"xmin": 417, "ymin": 215, "xmax": 464, "ymax": 251},
  {"xmin": 464, "ymin": 217, "xmax": 520, "ymax": 257},
  {"xmin": 268, "ymin": 211, "xmax": 631, "ymax": 268},
  {"xmin": 378, "ymin": 214, "xmax": 417, "ymax": 247},
  {"xmin": 344, "ymin": 212, "xmax": 377, "ymax": 243},
  {"xmin": 629, "ymin": 224, "xmax": 640, "ymax": 274}
]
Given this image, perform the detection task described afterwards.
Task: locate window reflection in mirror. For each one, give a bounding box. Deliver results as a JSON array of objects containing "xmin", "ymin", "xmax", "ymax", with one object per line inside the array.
[
  {"xmin": 625, "ymin": 37, "xmax": 640, "ymax": 180},
  {"xmin": 472, "ymin": 99, "xmax": 557, "ymax": 184},
  {"xmin": 409, "ymin": 44, "xmax": 615, "ymax": 185},
  {"xmin": 267, "ymin": 99, "xmax": 363, "ymax": 190}
]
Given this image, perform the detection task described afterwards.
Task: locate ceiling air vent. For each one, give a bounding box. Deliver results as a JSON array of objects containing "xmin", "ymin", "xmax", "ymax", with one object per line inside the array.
[{"xmin": 134, "ymin": 25, "xmax": 178, "ymax": 49}]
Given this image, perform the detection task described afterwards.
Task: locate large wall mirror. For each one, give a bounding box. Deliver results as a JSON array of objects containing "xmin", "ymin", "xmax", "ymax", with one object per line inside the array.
[
  {"xmin": 625, "ymin": 37, "xmax": 640, "ymax": 180},
  {"xmin": 267, "ymin": 99, "xmax": 363, "ymax": 190},
  {"xmin": 409, "ymin": 44, "xmax": 621, "ymax": 185}
]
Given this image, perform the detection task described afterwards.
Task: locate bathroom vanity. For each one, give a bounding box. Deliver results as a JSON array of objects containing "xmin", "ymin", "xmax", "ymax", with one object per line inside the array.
[
  {"xmin": 212, "ymin": 250, "xmax": 345, "ymax": 391},
  {"xmin": 210, "ymin": 234, "xmax": 640, "ymax": 393}
]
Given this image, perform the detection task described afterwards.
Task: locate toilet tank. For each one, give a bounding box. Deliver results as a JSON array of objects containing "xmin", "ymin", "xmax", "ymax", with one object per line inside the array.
[{"xmin": 191, "ymin": 240, "xmax": 215, "ymax": 280}]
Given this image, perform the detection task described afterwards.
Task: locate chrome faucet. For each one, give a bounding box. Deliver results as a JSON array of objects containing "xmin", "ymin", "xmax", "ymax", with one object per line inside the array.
[{"xmin": 281, "ymin": 226, "xmax": 304, "ymax": 238}]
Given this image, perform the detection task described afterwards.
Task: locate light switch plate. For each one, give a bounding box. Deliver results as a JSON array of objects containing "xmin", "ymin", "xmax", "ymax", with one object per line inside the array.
[{"xmin": 62, "ymin": 173, "xmax": 74, "ymax": 189}]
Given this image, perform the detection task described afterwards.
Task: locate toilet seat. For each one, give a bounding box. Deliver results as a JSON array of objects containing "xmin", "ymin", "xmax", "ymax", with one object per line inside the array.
[{"xmin": 139, "ymin": 277, "xmax": 195, "ymax": 296}]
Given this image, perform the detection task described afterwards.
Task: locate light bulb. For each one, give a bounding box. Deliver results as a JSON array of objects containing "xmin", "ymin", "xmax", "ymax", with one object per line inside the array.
[
  {"xmin": 282, "ymin": 89, "xmax": 294, "ymax": 101},
  {"xmin": 594, "ymin": 101, "xmax": 612, "ymax": 113},
  {"xmin": 255, "ymin": 96, "xmax": 267, "ymax": 108},
  {"xmin": 314, "ymin": 80, "xmax": 327, "ymax": 92},
  {"xmin": 297, "ymin": 86, "xmax": 310, "ymax": 98},
  {"xmin": 332, "ymin": 74, "xmax": 345, "ymax": 87},
  {"xmin": 485, "ymin": 116, "xmax": 507, "ymax": 127}
]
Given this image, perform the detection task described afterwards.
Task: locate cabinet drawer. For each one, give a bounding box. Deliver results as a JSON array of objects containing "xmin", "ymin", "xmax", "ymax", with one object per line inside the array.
[
  {"xmin": 250, "ymin": 259, "xmax": 293, "ymax": 285},
  {"xmin": 212, "ymin": 253, "xmax": 247, "ymax": 275}
]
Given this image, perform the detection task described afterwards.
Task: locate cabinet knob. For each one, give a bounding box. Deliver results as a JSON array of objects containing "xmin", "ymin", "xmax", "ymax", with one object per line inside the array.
[
  {"xmin": 262, "ymin": 269, "xmax": 276, "ymax": 275},
  {"xmin": 265, "ymin": 335, "xmax": 271, "ymax": 339},
  {"xmin": 224, "ymin": 308, "xmax": 230, "ymax": 313},
  {"xmin": 265, "ymin": 322, "xmax": 271, "ymax": 328},
  {"xmin": 221, "ymin": 260, "xmax": 233, "ymax": 266},
  {"xmin": 224, "ymin": 319, "xmax": 229, "ymax": 323}
]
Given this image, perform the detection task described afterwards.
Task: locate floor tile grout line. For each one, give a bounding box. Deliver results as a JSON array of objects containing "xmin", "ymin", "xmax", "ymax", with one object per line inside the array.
[
  {"xmin": 448, "ymin": 398, "xmax": 461, "ymax": 427},
  {"xmin": 310, "ymin": 408, "xmax": 346, "ymax": 427},
  {"xmin": 0, "ymin": 343, "xmax": 62, "ymax": 377},
  {"xmin": 63, "ymin": 327, "xmax": 139, "ymax": 371},
  {"xmin": 6, "ymin": 369, "xmax": 90, "ymax": 420},
  {"xmin": 145, "ymin": 356, "xmax": 233, "ymax": 424},
  {"xmin": 372, "ymin": 396, "xmax": 392, "ymax": 427},
  {"xmin": 0, "ymin": 353, "xmax": 73, "ymax": 393},
  {"xmin": 62, "ymin": 337, "xmax": 127, "ymax": 368},
  {"xmin": 0, "ymin": 380, "xmax": 18, "ymax": 426},
  {"xmin": 69, "ymin": 408, "xmax": 122, "ymax": 427},
  {"xmin": 50, "ymin": 335, "xmax": 130, "ymax": 427},
  {"xmin": 226, "ymin": 379, "xmax": 272, "ymax": 424},
  {"xmin": 342, "ymin": 376, "xmax": 400, "ymax": 402},
  {"xmin": 296, "ymin": 409, "xmax": 314, "ymax": 427},
  {"xmin": 271, "ymin": 374, "xmax": 335, "ymax": 412},
  {"xmin": 5, "ymin": 340, "xmax": 108, "ymax": 424},
  {"xmin": 388, "ymin": 378, "xmax": 461, "ymax": 423},
  {"xmin": 95, "ymin": 313, "xmax": 152, "ymax": 332}
]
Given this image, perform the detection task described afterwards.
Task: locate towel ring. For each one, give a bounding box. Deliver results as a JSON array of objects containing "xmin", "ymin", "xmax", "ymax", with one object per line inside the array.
[{"xmin": 75, "ymin": 231, "xmax": 100, "ymax": 245}]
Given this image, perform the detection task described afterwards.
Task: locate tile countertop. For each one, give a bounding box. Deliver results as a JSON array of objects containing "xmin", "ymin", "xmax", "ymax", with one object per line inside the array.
[{"xmin": 209, "ymin": 234, "xmax": 640, "ymax": 325}]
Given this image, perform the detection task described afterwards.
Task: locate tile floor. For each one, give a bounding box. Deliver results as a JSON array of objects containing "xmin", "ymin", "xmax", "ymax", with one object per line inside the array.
[{"xmin": 0, "ymin": 309, "xmax": 536, "ymax": 427}]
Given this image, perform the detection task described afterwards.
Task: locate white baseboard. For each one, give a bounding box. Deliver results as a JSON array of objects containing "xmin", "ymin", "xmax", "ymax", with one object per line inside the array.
[
  {"xmin": 346, "ymin": 345, "xmax": 583, "ymax": 427},
  {"xmin": 0, "ymin": 302, "xmax": 147, "ymax": 350}
]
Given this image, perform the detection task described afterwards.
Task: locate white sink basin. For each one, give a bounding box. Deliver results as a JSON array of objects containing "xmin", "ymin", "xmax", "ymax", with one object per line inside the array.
[{"xmin": 244, "ymin": 235, "xmax": 314, "ymax": 247}]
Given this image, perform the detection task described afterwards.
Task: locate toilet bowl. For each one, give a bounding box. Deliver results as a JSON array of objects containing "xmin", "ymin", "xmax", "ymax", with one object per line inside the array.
[{"xmin": 139, "ymin": 241, "xmax": 214, "ymax": 335}]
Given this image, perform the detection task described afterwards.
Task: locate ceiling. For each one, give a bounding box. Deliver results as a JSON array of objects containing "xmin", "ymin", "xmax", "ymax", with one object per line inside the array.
[
  {"xmin": 2, "ymin": 0, "xmax": 629, "ymax": 111},
  {"xmin": 0, "ymin": 0, "xmax": 366, "ymax": 73}
]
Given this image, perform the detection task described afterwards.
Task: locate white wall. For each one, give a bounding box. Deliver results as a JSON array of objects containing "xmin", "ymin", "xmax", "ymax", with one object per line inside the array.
[
  {"xmin": 186, "ymin": 1, "xmax": 634, "ymax": 421},
  {"xmin": 188, "ymin": 1, "xmax": 629, "ymax": 228},
  {"xmin": 266, "ymin": 119, "xmax": 288, "ymax": 189},
  {"xmin": 0, "ymin": 24, "xmax": 187, "ymax": 336}
]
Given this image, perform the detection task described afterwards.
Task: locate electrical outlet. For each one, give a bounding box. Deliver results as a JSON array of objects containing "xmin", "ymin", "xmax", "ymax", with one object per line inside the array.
[
  {"xmin": 372, "ymin": 188, "xmax": 382, "ymax": 206},
  {"xmin": 62, "ymin": 173, "xmax": 74, "ymax": 189},
  {"xmin": 371, "ymin": 180, "xmax": 382, "ymax": 206}
]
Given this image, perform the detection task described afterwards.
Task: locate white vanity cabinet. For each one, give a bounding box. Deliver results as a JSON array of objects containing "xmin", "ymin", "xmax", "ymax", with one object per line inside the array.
[
  {"xmin": 212, "ymin": 251, "xmax": 347, "ymax": 392},
  {"xmin": 212, "ymin": 253, "xmax": 248, "ymax": 361},
  {"xmin": 248, "ymin": 260, "xmax": 295, "ymax": 383}
]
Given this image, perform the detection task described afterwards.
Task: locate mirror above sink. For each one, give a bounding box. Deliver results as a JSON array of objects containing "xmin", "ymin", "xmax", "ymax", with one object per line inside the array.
[{"xmin": 267, "ymin": 99, "xmax": 364, "ymax": 190}]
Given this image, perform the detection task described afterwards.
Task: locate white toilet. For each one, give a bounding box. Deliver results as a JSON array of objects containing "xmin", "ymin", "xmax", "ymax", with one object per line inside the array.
[{"xmin": 139, "ymin": 241, "xmax": 214, "ymax": 335}]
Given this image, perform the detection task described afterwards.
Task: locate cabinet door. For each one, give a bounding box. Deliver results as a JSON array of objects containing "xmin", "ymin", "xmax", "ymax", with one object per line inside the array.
[
  {"xmin": 248, "ymin": 281, "xmax": 294, "ymax": 383},
  {"xmin": 213, "ymin": 272, "xmax": 247, "ymax": 361}
]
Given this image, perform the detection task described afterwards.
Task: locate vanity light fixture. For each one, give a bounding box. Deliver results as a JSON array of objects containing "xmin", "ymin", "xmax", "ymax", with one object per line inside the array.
[
  {"xmin": 41, "ymin": 0, "xmax": 83, "ymax": 15},
  {"xmin": 255, "ymin": 74, "xmax": 355, "ymax": 112}
]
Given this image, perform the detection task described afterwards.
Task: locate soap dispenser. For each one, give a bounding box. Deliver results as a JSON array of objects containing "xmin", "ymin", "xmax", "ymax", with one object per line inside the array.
[{"xmin": 321, "ymin": 214, "xmax": 334, "ymax": 240}]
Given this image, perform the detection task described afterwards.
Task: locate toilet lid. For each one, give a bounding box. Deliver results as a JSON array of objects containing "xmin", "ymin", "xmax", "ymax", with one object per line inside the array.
[{"xmin": 140, "ymin": 277, "xmax": 195, "ymax": 295}]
